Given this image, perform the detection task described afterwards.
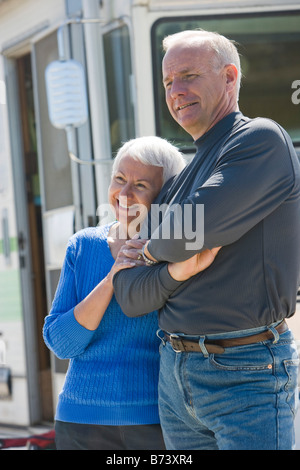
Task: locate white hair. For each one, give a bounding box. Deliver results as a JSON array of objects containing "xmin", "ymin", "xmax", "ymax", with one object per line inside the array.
[
  {"xmin": 163, "ymin": 29, "xmax": 241, "ymax": 98},
  {"xmin": 112, "ymin": 136, "xmax": 186, "ymax": 184}
]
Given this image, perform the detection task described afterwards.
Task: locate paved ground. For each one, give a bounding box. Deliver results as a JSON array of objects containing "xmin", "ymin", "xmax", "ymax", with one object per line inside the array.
[{"xmin": 0, "ymin": 424, "xmax": 54, "ymax": 450}]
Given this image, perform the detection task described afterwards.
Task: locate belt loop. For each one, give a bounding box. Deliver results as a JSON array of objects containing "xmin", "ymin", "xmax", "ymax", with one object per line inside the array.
[
  {"xmin": 156, "ymin": 329, "xmax": 166, "ymax": 345},
  {"xmin": 268, "ymin": 326, "xmax": 280, "ymax": 344},
  {"xmin": 198, "ymin": 336, "xmax": 209, "ymax": 357}
]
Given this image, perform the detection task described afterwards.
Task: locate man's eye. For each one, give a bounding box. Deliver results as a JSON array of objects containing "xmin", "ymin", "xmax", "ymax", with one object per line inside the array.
[{"xmin": 184, "ymin": 74, "xmax": 196, "ymax": 80}]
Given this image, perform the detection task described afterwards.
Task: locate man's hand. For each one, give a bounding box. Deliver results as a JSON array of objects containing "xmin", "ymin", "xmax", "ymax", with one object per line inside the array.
[{"xmin": 168, "ymin": 247, "xmax": 221, "ymax": 281}]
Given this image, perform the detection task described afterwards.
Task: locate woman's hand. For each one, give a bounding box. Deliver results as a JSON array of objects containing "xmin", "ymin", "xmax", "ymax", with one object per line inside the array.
[
  {"xmin": 121, "ymin": 237, "xmax": 221, "ymax": 282},
  {"xmin": 168, "ymin": 247, "xmax": 221, "ymax": 281},
  {"xmin": 110, "ymin": 237, "xmax": 149, "ymax": 274},
  {"xmin": 108, "ymin": 241, "xmax": 147, "ymax": 280}
]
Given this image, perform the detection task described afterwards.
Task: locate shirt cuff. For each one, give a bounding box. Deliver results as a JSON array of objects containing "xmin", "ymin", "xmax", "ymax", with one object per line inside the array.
[{"xmin": 158, "ymin": 264, "xmax": 184, "ymax": 292}]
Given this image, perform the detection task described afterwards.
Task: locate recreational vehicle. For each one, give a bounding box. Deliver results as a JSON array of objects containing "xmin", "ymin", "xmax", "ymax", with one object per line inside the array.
[{"xmin": 0, "ymin": 0, "xmax": 299, "ymax": 426}]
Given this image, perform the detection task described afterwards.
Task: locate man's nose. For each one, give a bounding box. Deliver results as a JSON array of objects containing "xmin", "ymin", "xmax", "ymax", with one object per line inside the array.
[{"xmin": 169, "ymin": 78, "xmax": 186, "ymax": 99}]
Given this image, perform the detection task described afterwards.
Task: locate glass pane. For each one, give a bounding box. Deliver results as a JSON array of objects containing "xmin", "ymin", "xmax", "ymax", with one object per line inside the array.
[
  {"xmin": 0, "ymin": 104, "xmax": 9, "ymax": 195},
  {"xmin": 152, "ymin": 13, "xmax": 300, "ymax": 151},
  {"xmin": 33, "ymin": 31, "xmax": 73, "ymax": 211},
  {"xmin": 103, "ymin": 25, "xmax": 135, "ymax": 155}
]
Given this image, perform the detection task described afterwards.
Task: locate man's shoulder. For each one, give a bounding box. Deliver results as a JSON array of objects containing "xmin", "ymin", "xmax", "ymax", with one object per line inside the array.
[
  {"xmin": 222, "ymin": 114, "xmax": 293, "ymax": 156},
  {"xmin": 235, "ymin": 114, "xmax": 287, "ymax": 140},
  {"xmin": 219, "ymin": 114, "xmax": 298, "ymax": 175}
]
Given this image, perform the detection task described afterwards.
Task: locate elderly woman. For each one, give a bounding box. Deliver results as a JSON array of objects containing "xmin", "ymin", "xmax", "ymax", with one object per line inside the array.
[{"xmin": 43, "ymin": 136, "xmax": 185, "ymax": 450}]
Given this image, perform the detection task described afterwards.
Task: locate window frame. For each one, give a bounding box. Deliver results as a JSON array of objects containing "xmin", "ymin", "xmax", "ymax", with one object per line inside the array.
[
  {"xmin": 151, "ymin": 10, "xmax": 300, "ymax": 152},
  {"xmin": 103, "ymin": 21, "xmax": 136, "ymax": 155}
]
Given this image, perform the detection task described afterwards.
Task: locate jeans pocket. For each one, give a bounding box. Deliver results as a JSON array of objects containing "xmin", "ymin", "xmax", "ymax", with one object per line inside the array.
[
  {"xmin": 209, "ymin": 345, "xmax": 273, "ymax": 372},
  {"xmin": 283, "ymin": 359, "xmax": 299, "ymax": 417}
]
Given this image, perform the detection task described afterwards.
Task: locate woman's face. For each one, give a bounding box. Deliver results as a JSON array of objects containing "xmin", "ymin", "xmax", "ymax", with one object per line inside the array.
[{"xmin": 108, "ymin": 155, "xmax": 163, "ymax": 234}]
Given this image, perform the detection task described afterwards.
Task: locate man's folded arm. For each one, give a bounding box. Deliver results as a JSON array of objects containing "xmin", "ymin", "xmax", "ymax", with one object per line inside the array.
[{"xmin": 113, "ymin": 263, "xmax": 182, "ymax": 317}]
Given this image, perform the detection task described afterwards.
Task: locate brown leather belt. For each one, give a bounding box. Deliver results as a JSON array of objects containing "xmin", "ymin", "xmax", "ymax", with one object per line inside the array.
[{"xmin": 164, "ymin": 321, "xmax": 288, "ymax": 354}]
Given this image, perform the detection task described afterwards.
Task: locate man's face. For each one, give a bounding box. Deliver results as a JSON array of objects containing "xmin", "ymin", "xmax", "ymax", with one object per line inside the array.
[{"xmin": 162, "ymin": 43, "xmax": 236, "ymax": 140}]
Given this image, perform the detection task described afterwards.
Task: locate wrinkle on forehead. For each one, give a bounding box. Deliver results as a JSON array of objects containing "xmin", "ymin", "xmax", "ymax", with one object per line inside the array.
[{"xmin": 162, "ymin": 44, "xmax": 216, "ymax": 84}]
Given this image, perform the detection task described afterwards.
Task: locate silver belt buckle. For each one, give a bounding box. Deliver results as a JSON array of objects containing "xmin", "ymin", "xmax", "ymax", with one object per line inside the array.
[{"xmin": 169, "ymin": 334, "xmax": 184, "ymax": 353}]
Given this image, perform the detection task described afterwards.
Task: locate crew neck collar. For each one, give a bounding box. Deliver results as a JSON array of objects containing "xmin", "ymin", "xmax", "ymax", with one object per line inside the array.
[{"xmin": 194, "ymin": 111, "xmax": 243, "ymax": 149}]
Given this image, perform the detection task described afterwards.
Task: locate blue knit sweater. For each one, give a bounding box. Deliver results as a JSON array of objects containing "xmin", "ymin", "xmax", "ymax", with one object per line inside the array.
[{"xmin": 43, "ymin": 224, "xmax": 161, "ymax": 425}]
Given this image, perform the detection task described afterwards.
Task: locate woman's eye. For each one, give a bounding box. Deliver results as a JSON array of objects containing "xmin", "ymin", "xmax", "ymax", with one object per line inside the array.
[{"xmin": 115, "ymin": 175, "xmax": 125, "ymax": 183}]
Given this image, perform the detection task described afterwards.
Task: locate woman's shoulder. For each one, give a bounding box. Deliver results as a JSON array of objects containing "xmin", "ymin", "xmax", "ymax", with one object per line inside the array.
[
  {"xmin": 73, "ymin": 223, "xmax": 113, "ymax": 240},
  {"xmin": 68, "ymin": 223, "xmax": 114, "ymax": 252}
]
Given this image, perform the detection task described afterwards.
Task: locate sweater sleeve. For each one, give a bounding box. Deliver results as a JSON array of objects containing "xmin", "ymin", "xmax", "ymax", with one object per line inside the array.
[{"xmin": 43, "ymin": 237, "xmax": 96, "ymax": 359}]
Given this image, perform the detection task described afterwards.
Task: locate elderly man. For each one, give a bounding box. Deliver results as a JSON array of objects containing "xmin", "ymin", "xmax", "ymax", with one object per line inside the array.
[{"xmin": 113, "ymin": 30, "xmax": 300, "ymax": 450}]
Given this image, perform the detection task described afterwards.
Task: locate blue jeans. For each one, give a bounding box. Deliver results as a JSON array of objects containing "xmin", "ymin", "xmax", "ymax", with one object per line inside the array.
[{"xmin": 158, "ymin": 327, "xmax": 299, "ymax": 450}]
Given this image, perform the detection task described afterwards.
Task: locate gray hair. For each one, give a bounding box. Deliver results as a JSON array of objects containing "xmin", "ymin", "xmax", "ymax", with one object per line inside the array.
[
  {"xmin": 163, "ymin": 29, "xmax": 241, "ymax": 98},
  {"xmin": 112, "ymin": 136, "xmax": 186, "ymax": 184}
]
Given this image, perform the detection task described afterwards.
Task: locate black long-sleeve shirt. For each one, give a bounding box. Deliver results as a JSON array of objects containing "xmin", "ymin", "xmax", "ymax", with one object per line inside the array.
[{"xmin": 113, "ymin": 112, "xmax": 300, "ymax": 335}]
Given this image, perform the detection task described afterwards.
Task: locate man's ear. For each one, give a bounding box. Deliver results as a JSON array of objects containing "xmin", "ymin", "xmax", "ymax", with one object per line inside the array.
[{"xmin": 225, "ymin": 63, "xmax": 238, "ymax": 91}]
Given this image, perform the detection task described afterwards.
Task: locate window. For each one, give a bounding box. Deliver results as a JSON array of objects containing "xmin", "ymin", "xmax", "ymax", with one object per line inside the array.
[
  {"xmin": 103, "ymin": 25, "xmax": 135, "ymax": 155},
  {"xmin": 152, "ymin": 12, "xmax": 300, "ymax": 151},
  {"xmin": 33, "ymin": 31, "xmax": 73, "ymax": 211}
]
